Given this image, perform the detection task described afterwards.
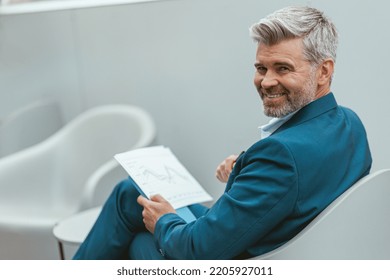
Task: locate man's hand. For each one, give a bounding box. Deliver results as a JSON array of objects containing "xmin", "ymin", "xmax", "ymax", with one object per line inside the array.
[
  {"xmin": 137, "ymin": 194, "xmax": 176, "ymax": 234},
  {"xmin": 215, "ymin": 154, "xmax": 239, "ymax": 183}
]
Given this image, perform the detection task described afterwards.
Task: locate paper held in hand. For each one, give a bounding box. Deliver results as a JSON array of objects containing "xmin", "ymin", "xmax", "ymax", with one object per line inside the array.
[{"xmin": 114, "ymin": 146, "xmax": 213, "ymax": 210}]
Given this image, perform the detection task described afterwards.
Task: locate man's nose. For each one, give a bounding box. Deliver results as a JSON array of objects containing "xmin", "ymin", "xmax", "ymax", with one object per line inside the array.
[{"xmin": 261, "ymin": 71, "xmax": 278, "ymax": 89}]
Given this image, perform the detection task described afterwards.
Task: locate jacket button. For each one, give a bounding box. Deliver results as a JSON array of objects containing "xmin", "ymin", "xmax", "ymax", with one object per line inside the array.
[{"xmin": 159, "ymin": 249, "xmax": 165, "ymax": 256}]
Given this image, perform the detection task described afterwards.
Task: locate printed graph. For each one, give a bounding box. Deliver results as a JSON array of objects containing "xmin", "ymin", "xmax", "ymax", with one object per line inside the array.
[{"xmin": 114, "ymin": 146, "xmax": 212, "ymax": 209}]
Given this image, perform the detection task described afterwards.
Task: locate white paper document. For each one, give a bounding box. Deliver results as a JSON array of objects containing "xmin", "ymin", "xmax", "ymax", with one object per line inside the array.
[{"xmin": 114, "ymin": 146, "xmax": 213, "ymax": 210}]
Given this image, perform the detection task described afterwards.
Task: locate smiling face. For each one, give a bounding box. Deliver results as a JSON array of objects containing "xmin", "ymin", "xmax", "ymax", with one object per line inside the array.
[{"xmin": 254, "ymin": 38, "xmax": 329, "ymax": 118}]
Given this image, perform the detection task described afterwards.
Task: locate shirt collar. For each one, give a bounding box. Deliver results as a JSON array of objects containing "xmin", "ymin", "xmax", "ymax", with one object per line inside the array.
[{"xmin": 259, "ymin": 111, "xmax": 297, "ymax": 139}]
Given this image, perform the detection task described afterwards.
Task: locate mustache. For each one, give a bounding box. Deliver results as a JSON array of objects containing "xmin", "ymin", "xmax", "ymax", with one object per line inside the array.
[{"xmin": 259, "ymin": 85, "xmax": 289, "ymax": 96}]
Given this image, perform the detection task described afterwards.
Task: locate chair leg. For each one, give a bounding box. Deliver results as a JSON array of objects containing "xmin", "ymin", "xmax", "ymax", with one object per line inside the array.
[{"xmin": 58, "ymin": 241, "xmax": 65, "ymax": 260}]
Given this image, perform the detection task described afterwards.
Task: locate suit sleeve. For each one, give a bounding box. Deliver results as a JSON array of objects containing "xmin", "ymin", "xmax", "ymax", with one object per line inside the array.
[{"xmin": 154, "ymin": 138, "xmax": 299, "ymax": 259}]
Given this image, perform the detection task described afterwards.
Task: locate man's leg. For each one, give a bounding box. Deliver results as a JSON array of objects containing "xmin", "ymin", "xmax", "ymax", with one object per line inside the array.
[
  {"xmin": 73, "ymin": 178, "xmax": 147, "ymax": 259},
  {"xmin": 128, "ymin": 232, "xmax": 165, "ymax": 259}
]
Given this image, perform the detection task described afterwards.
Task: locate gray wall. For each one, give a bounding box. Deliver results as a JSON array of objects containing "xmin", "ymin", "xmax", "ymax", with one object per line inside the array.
[{"xmin": 0, "ymin": 0, "xmax": 388, "ymax": 200}]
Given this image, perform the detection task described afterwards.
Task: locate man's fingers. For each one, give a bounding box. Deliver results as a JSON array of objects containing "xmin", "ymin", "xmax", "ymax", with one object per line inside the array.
[
  {"xmin": 150, "ymin": 194, "xmax": 166, "ymax": 203},
  {"xmin": 137, "ymin": 195, "xmax": 148, "ymax": 206},
  {"xmin": 216, "ymin": 154, "xmax": 239, "ymax": 183}
]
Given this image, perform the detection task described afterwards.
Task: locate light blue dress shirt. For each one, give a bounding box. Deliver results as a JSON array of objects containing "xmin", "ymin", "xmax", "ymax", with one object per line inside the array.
[{"xmin": 259, "ymin": 112, "xmax": 296, "ymax": 139}]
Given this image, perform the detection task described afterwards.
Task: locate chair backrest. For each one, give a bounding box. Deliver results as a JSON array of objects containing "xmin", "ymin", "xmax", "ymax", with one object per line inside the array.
[
  {"xmin": 0, "ymin": 99, "xmax": 63, "ymax": 158},
  {"xmin": 252, "ymin": 169, "xmax": 390, "ymax": 260}
]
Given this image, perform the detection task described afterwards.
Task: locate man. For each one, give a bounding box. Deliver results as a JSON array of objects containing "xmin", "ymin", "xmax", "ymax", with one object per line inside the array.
[{"xmin": 74, "ymin": 6, "xmax": 372, "ymax": 260}]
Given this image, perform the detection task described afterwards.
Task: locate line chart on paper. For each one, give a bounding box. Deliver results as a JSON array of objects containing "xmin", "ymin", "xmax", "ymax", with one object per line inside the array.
[
  {"xmin": 136, "ymin": 164, "xmax": 191, "ymax": 185},
  {"xmin": 114, "ymin": 146, "xmax": 212, "ymax": 209}
]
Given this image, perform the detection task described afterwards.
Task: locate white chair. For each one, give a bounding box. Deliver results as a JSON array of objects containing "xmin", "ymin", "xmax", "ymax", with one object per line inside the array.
[
  {"xmin": 0, "ymin": 99, "xmax": 63, "ymax": 158},
  {"xmin": 251, "ymin": 169, "xmax": 390, "ymax": 260},
  {"xmin": 0, "ymin": 104, "xmax": 156, "ymax": 259}
]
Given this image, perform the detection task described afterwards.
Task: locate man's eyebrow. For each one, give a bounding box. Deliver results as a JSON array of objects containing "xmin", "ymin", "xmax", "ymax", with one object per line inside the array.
[
  {"xmin": 273, "ymin": 61, "xmax": 294, "ymax": 68},
  {"xmin": 254, "ymin": 61, "xmax": 294, "ymax": 68}
]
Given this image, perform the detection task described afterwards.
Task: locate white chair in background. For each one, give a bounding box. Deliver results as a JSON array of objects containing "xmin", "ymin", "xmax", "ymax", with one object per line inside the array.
[
  {"xmin": 251, "ymin": 169, "xmax": 390, "ymax": 260},
  {"xmin": 0, "ymin": 99, "xmax": 63, "ymax": 158},
  {"xmin": 0, "ymin": 104, "xmax": 156, "ymax": 259}
]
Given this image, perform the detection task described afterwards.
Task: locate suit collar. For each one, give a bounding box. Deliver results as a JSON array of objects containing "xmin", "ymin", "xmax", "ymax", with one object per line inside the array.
[{"xmin": 273, "ymin": 92, "xmax": 338, "ymax": 135}]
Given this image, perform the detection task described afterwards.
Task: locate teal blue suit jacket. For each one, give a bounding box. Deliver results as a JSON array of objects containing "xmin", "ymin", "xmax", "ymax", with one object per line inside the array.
[{"xmin": 155, "ymin": 93, "xmax": 372, "ymax": 259}]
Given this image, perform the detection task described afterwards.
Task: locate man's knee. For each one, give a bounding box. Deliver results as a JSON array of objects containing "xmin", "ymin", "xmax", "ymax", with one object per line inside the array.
[
  {"xmin": 113, "ymin": 178, "xmax": 140, "ymax": 199},
  {"xmin": 110, "ymin": 178, "xmax": 145, "ymax": 229}
]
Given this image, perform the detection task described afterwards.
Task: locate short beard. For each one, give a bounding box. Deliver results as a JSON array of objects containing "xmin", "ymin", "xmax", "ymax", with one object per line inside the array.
[{"xmin": 262, "ymin": 74, "xmax": 317, "ymax": 118}]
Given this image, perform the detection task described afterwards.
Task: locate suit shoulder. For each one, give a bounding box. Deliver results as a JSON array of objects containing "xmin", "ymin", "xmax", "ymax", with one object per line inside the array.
[{"xmin": 244, "ymin": 136, "xmax": 296, "ymax": 163}]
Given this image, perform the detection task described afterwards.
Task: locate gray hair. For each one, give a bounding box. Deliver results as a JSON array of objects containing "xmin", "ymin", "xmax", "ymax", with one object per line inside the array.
[{"xmin": 250, "ymin": 6, "xmax": 338, "ymax": 65}]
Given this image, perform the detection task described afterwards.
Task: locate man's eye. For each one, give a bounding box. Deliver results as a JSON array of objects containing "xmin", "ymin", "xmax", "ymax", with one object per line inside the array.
[
  {"xmin": 278, "ymin": 66, "xmax": 290, "ymax": 73},
  {"xmin": 256, "ymin": 66, "xmax": 267, "ymax": 74}
]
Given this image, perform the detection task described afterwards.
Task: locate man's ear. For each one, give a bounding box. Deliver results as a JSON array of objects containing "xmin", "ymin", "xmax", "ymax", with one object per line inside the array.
[{"xmin": 317, "ymin": 59, "xmax": 335, "ymax": 86}]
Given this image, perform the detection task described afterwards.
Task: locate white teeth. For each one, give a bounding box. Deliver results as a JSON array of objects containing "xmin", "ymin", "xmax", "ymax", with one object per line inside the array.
[{"xmin": 266, "ymin": 93, "xmax": 284, "ymax": 99}]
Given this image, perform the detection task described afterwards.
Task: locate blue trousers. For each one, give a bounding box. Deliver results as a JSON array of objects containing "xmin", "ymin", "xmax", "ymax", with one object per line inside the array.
[{"xmin": 73, "ymin": 178, "xmax": 206, "ymax": 259}]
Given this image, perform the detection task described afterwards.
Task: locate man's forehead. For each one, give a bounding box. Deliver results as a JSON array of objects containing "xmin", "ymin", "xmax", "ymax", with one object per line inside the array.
[{"xmin": 255, "ymin": 38, "xmax": 306, "ymax": 64}]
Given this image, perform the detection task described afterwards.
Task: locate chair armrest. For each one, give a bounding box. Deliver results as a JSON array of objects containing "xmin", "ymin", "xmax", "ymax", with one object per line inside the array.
[{"xmin": 79, "ymin": 159, "xmax": 128, "ymax": 210}]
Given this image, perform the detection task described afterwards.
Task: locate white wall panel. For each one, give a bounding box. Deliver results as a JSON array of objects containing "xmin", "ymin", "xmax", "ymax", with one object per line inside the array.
[{"xmin": 0, "ymin": 11, "xmax": 82, "ymax": 122}]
